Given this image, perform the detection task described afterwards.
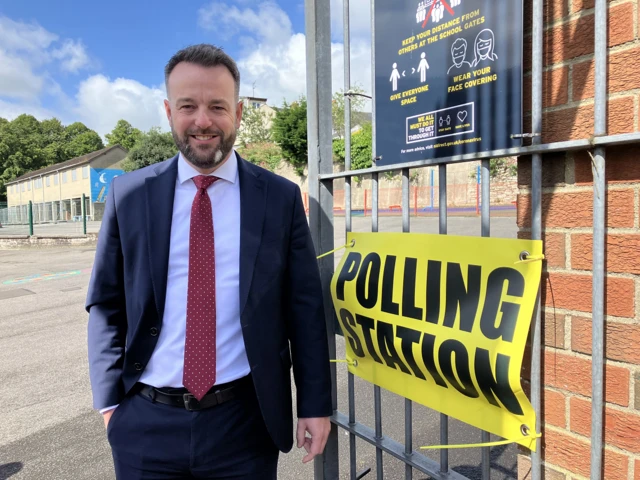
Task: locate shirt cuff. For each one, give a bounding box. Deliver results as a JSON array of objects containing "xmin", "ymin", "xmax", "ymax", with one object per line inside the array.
[{"xmin": 99, "ymin": 405, "xmax": 119, "ymax": 414}]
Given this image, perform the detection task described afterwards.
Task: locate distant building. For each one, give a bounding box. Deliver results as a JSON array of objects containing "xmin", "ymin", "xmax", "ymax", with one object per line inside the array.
[
  {"xmin": 5, "ymin": 145, "xmax": 127, "ymax": 223},
  {"xmin": 236, "ymin": 96, "xmax": 277, "ymax": 146},
  {"xmin": 240, "ymin": 96, "xmax": 269, "ymax": 110}
]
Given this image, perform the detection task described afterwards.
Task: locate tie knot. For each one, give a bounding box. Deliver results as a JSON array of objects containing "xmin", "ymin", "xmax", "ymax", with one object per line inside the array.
[{"xmin": 193, "ymin": 175, "xmax": 218, "ymax": 191}]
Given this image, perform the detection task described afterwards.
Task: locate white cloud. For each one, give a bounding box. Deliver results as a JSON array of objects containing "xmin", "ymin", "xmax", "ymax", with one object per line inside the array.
[
  {"xmin": 0, "ymin": 15, "xmax": 93, "ymax": 101},
  {"xmin": 198, "ymin": 1, "xmax": 372, "ymax": 109},
  {"xmin": 0, "ymin": 49, "xmax": 45, "ymax": 99},
  {"xmin": 0, "ymin": 98, "xmax": 58, "ymax": 122},
  {"xmin": 74, "ymin": 75, "xmax": 169, "ymax": 137},
  {"xmin": 0, "ymin": 15, "xmax": 165, "ymax": 137},
  {"xmin": 199, "ymin": 1, "xmax": 293, "ymax": 47},
  {"xmin": 0, "ymin": 16, "xmax": 57, "ymax": 57},
  {"xmin": 330, "ymin": 0, "xmax": 372, "ymax": 42},
  {"xmin": 52, "ymin": 39, "xmax": 90, "ymax": 73}
]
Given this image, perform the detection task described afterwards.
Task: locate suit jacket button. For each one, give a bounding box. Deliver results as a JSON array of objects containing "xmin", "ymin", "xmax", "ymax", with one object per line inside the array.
[
  {"xmin": 150, "ymin": 327, "xmax": 158, "ymax": 336},
  {"xmin": 134, "ymin": 363, "xmax": 143, "ymax": 371}
]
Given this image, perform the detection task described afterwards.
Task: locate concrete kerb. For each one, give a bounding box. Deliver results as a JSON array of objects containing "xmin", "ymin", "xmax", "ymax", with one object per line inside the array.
[{"xmin": 0, "ymin": 234, "xmax": 98, "ymax": 249}]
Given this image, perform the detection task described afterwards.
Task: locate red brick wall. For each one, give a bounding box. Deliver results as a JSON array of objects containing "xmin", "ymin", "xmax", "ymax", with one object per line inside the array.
[{"xmin": 517, "ymin": 0, "xmax": 640, "ymax": 478}]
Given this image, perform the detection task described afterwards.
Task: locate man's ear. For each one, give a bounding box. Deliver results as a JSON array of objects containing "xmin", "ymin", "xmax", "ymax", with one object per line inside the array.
[
  {"xmin": 235, "ymin": 101, "xmax": 244, "ymax": 129},
  {"xmin": 164, "ymin": 99, "xmax": 172, "ymax": 126}
]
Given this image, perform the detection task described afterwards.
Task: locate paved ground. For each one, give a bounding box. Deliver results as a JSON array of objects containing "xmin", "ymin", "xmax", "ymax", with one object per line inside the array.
[{"xmin": 0, "ymin": 215, "xmax": 519, "ymax": 480}]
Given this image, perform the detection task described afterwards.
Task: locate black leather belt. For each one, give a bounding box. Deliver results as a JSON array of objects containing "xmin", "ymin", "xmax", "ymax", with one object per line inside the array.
[{"xmin": 136, "ymin": 376, "xmax": 249, "ymax": 411}]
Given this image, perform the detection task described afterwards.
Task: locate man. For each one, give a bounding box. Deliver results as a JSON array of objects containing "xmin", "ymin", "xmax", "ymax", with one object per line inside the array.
[{"xmin": 86, "ymin": 44, "xmax": 332, "ymax": 479}]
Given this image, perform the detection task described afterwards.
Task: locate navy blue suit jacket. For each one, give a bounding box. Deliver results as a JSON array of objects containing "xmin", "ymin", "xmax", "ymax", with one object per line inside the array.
[{"xmin": 86, "ymin": 154, "xmax": 332, "ymax": 452}]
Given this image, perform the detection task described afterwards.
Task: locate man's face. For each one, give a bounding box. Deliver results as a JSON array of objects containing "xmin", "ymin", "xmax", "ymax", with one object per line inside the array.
[
  {"xmin": 452, "ymin": 44, "xmax": 466, "ymax": 65},
  {"xmin": 164, "ymin": 63, "xmax": 243, "ymax": 172}
]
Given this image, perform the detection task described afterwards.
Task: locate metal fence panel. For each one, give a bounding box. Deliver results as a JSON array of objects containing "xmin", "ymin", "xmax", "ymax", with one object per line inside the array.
[{"xmin": 304, "ymin": 0, "xmax": 621, "ymax": 477}]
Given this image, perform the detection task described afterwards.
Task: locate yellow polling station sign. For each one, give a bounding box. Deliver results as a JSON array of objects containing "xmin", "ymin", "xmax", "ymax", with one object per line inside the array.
[{"xmin": 330, "ymin": 232, "xmax": 543, "ymax": 451}]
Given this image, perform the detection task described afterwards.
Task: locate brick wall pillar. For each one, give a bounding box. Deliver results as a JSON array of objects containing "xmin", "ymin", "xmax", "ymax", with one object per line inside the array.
[{"xmin": 517, "ymin": 0, "xmax": 640, "ymax": 478}]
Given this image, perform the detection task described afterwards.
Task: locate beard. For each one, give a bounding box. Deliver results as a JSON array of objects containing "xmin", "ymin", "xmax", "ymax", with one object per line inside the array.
[{"xmin": 171, "ymin": 126, "xmax": 237, "ymax": 170}]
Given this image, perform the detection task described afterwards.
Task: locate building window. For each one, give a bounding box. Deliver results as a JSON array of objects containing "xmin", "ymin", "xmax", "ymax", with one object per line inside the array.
[
  {"xmin": 21, "ymin": 183, "xmax": 25, "ymax": 192},
  {"xmin": 62, "ymin": 172, "xmax": 67, "ymax": 183},
  {"xmin": 72, "ymin": 170, "xmax": 77, "ymax": 181},
  {"xmin": 82, "ymin": 166, "xmax": 89, "ymax": 179},
  {"xmin": 35, "ymin": 179, "xmax": 41, "ymax": 189},
  {"xmin": 27, "ymin": 181, "xmax": 31, "ymax": 191},
  {"xmin": 46, "ymin": 176, "xmax": 50, "ymax": 187},
  {"xmin": 54, "ymin": 174, "xmax": 59, "ymax": 185}
]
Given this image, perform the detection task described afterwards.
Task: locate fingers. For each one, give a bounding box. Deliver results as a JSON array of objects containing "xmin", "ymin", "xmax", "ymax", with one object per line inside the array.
[
  {"xmin": 299, "ymin": 419, "xmax": 331, "ymax": 463},
  {"xmin": 302, "ymin": 436, "xmax": 324, "ymax": 464},
  {"xmin": 296, "ymin": 421, "xmax": 306, "ymax": 449}
]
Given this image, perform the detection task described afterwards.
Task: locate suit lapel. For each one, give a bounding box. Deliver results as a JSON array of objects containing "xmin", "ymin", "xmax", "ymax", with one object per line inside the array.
[
  {"xmin": 145, "ymin": 155, "xmax": 178, "ymax": 320},
  {"xmin": 237, "ymin": 156, "xmax": 267, "ymax": 316}
]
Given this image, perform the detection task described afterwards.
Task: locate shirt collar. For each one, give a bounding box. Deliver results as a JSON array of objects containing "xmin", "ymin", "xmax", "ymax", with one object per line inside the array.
[{"xmin": 177, "ymin": 150, "xmax": 238, "ymax": 185}]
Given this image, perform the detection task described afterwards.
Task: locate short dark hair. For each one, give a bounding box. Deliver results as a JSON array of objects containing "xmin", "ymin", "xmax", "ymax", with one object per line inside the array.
[{"xmin": 164, "ymin": 44, "xmax": 240, "ymax": 99}]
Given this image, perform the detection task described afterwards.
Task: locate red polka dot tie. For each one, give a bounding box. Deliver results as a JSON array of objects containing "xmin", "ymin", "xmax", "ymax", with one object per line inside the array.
[{"xmin": 183, "ymin": 175, "xmax": 218, "ymax": 401}]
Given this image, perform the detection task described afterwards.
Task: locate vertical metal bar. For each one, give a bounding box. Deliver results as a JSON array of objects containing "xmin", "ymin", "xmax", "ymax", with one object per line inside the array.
[
  {"xmin": 402, "ymin": 169, "xmax": 410, "ymax": 232},
  {"xmin": 402, "ymin": 168, "xmax": 412, "ymax": 480},
  {"xmin": 480, "ymin": 160, "xmax": 490, "ymax": 237},
  {"xmin": 28, "ymin": 200, "xmax": 33, "ymax": 236},
  {"xmin": 373, "ymin": 170, "xmax": 382, "ymax": 480},
  {"xmin": 480, "ymin": 159, "xmax": 491, "ymax": 480},
  {"xmin": 370, "ymin": 0, "xmax": 377, "ymax": 240},
  {"xmin": 438, "ymin": 164, "xmax": 448, "ymax": 473},
  {"xmin": 343, "ymin": 1, "xmax": 357, "ymax": 479},
  {"xmin": 369, "ymin": 1, "xmax": 383, "ymax": 477},
  {"xmin": 348, "ymin": 373, "xmax": 356, "ymax": 480},
  {"xmin": 374, "ymin": 383, "xmax": 383, "ymax": 480},
  {"xmin": 82, "ymin": 193, "xmax": 87, "ymax": 235},
  {"xmin": 344, "ymin": 0, "xmax": 352, "ymax": 236},
  {"xmin": 591, "ymin": 0, "xmax": 607, "ymax": 476},
  {"xmin": 530, "ymin": 0, "xmax": 543, "ymax": 475},
  {"xmin": 305, "ymin": 0, "xmax": 338, "ymax": 478}
]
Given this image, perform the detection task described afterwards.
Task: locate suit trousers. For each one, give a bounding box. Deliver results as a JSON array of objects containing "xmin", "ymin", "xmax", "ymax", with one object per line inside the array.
[{"xmin": 106, "ymin": 377, "xmax": 279, "ymax": 479}]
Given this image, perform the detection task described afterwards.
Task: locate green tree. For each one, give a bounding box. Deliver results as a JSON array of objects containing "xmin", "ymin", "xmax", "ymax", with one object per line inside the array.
[
  {"xmin": 332, "ymin": 122, "xmax": 372, "ymax": 175},
  {"xmin": 105, "ymin": 119, "xmax": 143, "ymax": 151},
  {"xmin": 271, "ymin": 97, "xmax": 308, "ymax": 176},
  {"xmin": 332, "ymin": 85, "xmax": 368, "ymax": 139},
  {"xmin": 238, "ymin": 106, "xmax": 272, "ymax": 146},
  {"xmin": 122, "ymin": 127, "xmax": 178, "ymax": 172},
  {"xmin": 0, "ymin": 115, "xmax": 52, "ymax": 200},
  {"xmin": 236, "ymin": 142, "xmax": 282, "ymax": 172},
  {"xmin": 0, "ymin": 115, "xmax": 104, "ymax": 200},
  {"xmin": 63, "ymin": 122, "xmax": 104, "ymax": 158}
]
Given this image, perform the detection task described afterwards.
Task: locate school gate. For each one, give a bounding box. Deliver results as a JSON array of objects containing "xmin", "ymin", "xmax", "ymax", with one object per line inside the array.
[{"xmin": 304, "ymin": 0, "xmax": 640, "ymax": 478}]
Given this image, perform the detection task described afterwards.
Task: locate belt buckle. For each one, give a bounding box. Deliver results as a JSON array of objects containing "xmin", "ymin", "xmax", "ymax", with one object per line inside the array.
[{"xmin": 183, "ymin": 393, "xmax": 201, "ymax": 411}]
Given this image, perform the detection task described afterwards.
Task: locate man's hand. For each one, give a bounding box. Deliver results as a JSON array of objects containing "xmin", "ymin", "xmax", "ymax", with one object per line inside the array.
[
  {"xmin": 102, "ymin": 408, "xmax": 116, "ymax": 429},
  {"xmin": 296, "ymin": 417, "xmax": 331, "ymax": 463}
]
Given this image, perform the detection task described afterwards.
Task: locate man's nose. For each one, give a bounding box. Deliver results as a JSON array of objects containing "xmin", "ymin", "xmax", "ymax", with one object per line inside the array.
[{"xmin": 194, "ymin": 109, "xmax": 213, "ymax": 129}]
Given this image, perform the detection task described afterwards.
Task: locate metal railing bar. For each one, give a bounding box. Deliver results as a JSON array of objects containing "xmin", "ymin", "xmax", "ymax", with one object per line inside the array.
[
  {"xmin": 480, "ymin": 159, "xmax": 491, "ymax": 480},
  {"xmin": 318, "ymin": 132, "xmax": 640, "ymax": 181},
  {"xmin": 438, "ymin": 164, "xmax": 450, "ymax": 474},
  {"xmin": 402, "ymin": 167, "xmax": 412, "ymax": 480},
  {"xmin": 332, "ymin": 412, "xmax": 469, "ymax": 480}
]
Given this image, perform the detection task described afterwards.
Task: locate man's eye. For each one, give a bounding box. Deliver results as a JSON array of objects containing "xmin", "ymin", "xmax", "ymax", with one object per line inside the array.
[{"xmin": 181, "ymin": 105, "xmax": 194, "ymax": 110}]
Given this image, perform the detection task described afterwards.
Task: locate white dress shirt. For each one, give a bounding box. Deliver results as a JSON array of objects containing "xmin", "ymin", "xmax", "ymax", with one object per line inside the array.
[{"xmin": 100, "ymin": 151, "xmax": 250, "ymax": 414}]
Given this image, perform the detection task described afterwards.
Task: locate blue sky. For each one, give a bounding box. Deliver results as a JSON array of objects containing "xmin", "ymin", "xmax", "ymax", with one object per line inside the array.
[{"xmin": 0, "ymin": 0, "xmax": 372, "ymax": 137}]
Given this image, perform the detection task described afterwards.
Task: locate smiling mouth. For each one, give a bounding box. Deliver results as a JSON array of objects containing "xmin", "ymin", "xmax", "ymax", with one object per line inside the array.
[{"xmin": 191, "ymin": 135, "xmax": 217, "ymax": 141}]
